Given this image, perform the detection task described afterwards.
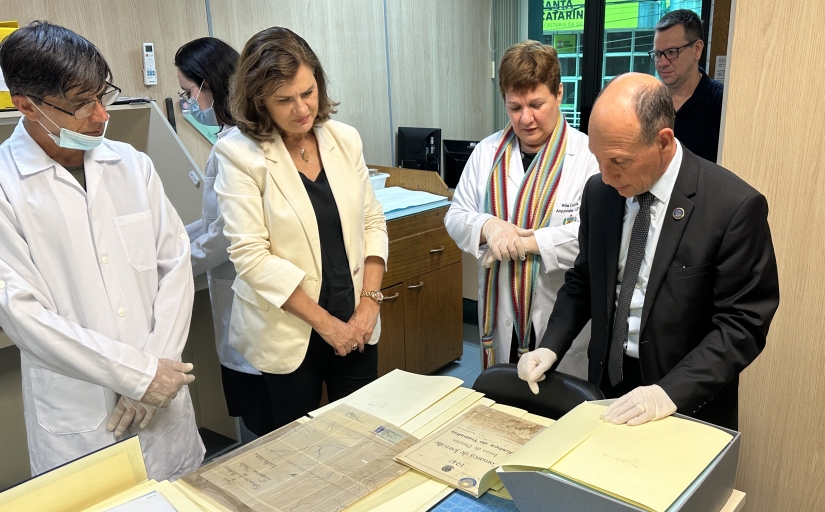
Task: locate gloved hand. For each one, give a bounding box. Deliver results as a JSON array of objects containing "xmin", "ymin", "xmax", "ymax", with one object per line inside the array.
[
  {"xmin": 139, "ymin": 358, "xmax": 196, "ymax": 407},
  {"xmin": 480, "ymin": 218, "xmax": 534, "ymax": 267},
  {"xmin": 107, "ymin": 396, "xmax": 159, "ymax": 436},
  {"xmin": 600, "ymin": 385, "xmax": 677, "ymax": 426},
  {"xmin": 516, "ymin": 347, "xmax": 558, "ymax": 394}
]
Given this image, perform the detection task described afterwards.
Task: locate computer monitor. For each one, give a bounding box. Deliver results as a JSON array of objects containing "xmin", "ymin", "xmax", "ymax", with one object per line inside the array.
[
  {"xmin": 397, "ymin": 127, "xmax": 441, "ymax": 174},
  {"xmin": 443, "ymin": 139, "xmax": 478, "ymax": 188}
]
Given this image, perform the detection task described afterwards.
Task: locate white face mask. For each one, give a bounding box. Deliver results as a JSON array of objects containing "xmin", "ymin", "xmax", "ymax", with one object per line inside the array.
[{"xmin": 30, "ymin": 99, "xmax": 106, "ymax": 151}]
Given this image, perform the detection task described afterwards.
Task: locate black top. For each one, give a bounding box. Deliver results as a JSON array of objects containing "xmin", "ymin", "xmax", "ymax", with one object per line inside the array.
[
  {"xmin": 674, "ymin": 69, "xmax": 724, "ymax": 163},
  {"xmin": 65, "ymin": 163, "xmax": 86, "ymax": 190},
  {"xmin": 521, "ymin": 152, "xmax": 537, "ymax": 172},
  {"xmin": 299, "ymin": 169, "xmax": 354, "ymax": 322}
]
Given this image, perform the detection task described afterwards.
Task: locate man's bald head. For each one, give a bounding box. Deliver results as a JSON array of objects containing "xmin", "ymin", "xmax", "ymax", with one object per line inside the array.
[
  {"xmin": 591, "ymin": 73, "xmax": 675, "ymax": 146},
  {"xmin": 587, "ymin": 73, "xmax": 678, "ymax": 198}
]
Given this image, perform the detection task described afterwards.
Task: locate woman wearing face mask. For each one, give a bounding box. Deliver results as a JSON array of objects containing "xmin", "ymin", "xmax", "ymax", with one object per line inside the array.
[
  {"xmin": 175, "ymin": 38, "xmax": 274, "ymax": 437},
  {"xmin": 214, "ymin": 27, "xmax": 387, "ymax": 431}
]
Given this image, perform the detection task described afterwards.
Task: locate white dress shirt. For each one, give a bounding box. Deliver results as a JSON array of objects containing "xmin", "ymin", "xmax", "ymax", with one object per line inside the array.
[{"xmin": 616, "ymin": 141, "xmax": 683, "ymax": 357}]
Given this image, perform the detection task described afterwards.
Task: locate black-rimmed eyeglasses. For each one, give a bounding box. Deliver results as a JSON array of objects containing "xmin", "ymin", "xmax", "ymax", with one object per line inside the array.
[
  {"xmin": 648, "ymin": 40, "xmax": 698, "ymax": 62},
  {"xmin": 29, "ymin": 82, "xmax": 121, "ymax": 120}
]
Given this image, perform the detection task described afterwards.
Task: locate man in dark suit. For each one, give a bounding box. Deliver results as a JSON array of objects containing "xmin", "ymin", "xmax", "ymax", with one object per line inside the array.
[{"xmin": 517, "ymin": 73, "xmax": 779, "ymax": 430}]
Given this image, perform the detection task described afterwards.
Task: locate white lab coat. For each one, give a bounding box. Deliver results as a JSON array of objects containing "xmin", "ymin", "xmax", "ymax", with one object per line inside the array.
[
  {"xmin": 185, "ymin": 127, "xmax": 259, "ymax": 375},
  {"xmin": 0, "ymin": 119, "xmax": 204, "ymax": 481},
  {"xmin": 444, "ymin": 125, "xmax": 599, "ymax": 378}
]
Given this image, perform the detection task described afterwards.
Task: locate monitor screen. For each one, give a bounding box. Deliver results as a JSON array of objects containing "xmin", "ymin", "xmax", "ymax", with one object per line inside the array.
[
  {"xmin": 397, "ymin": 127, "xmax": 441, "ymax": 174},
  {"xmin": 443, "ymin": 139, "xmax": 478, "ymax": 188}
]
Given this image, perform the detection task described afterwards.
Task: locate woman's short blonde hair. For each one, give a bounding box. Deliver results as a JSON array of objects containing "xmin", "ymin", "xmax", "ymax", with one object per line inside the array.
[
  {"xmin": 498, "ymin": 40, "xmax": 561, "ymax": 98},
  {"xmin": 230, "ymin": 27, "xmax": 338, "ymax": 141}
]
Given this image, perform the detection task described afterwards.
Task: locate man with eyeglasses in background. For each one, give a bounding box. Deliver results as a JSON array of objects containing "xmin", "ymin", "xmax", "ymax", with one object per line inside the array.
[
  {"xmin": 0, "ymin": 21, "xmax": 203, "ymax": 481},
  {"xmin": 650, "ymin": 9, "xmax": 723, "ymax": 163}
]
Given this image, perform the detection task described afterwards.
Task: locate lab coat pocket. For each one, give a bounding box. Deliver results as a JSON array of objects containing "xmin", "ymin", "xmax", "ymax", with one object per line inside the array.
[
  {"xmin": 112, "ymin": 210, "xmax": 157, "ymax": 272},
  {"xmin": 29, "ymin": 368, "xmax": 107, "ymax": 435}
]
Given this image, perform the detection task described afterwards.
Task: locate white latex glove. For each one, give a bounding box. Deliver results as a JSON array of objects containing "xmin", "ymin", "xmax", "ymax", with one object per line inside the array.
[
  {"xmin": 600, "ymin": 385, "xmax": 677, "ymax": 426},
  {"xmin": 140, "ymin": 358, "xmax": 196, "ymax": 407},
  {"xmin": 480, "ymin": 218, "xmax": 534, "ymax": 267},
  {"xmin": 516, "ymin": 347, "xmax": 558, "ymax": 394},
  {"xmin": 106, "ymin": 396, "xmax": 159, "ymax": 436}
]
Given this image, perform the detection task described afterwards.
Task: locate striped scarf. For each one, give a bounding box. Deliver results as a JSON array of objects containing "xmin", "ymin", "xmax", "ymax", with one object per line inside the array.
[{"xmin": 480, "ymin": 115, "xmax": 568, "ymax": 369}]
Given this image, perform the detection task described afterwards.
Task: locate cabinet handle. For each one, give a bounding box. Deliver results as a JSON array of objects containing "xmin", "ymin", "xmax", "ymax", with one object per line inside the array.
[
  {"xmin": 429, "ymin": 246, "xmax": 446, "ymax": 254},
  {"xmin": 383, "ymin": 292, "xmax": 400, "ymax": 301},
  {"xmin": 407, "ymin": 282, "xmax": 424, "ymax": 290}
]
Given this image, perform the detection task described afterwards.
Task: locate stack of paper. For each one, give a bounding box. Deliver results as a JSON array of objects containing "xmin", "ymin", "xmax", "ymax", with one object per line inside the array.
[{"xmin": 374, "ymin": 187, "xmax": 448, "ymax": 214}]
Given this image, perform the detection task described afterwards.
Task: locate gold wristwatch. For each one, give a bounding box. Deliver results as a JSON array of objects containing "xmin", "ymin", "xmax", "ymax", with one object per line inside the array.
[{"xmin": 360, "ymin": 290, "xmax": 384, "ymax": 304}]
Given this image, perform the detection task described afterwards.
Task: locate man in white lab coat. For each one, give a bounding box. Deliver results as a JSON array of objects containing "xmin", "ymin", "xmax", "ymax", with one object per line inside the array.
[{"xmin": 0, "ymin": 21, "xmax": 204, "ymax": 480}]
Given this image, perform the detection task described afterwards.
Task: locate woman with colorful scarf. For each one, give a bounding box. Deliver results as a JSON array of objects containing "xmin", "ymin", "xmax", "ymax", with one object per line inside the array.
[{"xmin": 445, "ymin": 40, "xmax": 599, "ymax": 376}]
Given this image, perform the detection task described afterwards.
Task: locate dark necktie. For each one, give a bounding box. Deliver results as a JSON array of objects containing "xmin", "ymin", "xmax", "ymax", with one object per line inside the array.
[{"xmin": 608, "ymin": 191, "xmax": 654, "ymax": 387}]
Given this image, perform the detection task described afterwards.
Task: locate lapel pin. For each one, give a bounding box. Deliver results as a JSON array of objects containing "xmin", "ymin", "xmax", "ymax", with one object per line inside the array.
[{"xmin": 672, "ymin": 207, "xmax": 685, "ymax": 220}]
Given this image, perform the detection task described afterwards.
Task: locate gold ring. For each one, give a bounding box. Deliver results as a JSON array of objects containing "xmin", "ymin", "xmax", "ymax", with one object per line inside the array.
[{"xmin": 351, "ymin": 343, "xmax": 358, "ymax": 350}]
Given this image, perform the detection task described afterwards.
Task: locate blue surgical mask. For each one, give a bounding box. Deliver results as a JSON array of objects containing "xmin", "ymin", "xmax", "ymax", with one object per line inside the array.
[
  {"xmin": 30, "ymin": 100, "xmax": 106, "ymax": 151},
  {"xmin": 187, "ymin": 81, "xmax": 219, "ymax": 126},
  {"xmin": 188, "ymin": 99, "xmax": 218, "ymax": 126}
]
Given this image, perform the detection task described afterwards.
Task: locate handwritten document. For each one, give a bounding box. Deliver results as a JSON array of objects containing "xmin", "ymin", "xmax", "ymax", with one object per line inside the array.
[
  {"xmin": 201, "ymin": 405, "xmax": 417, "ymax": 512},
  {"xmin": 395, "ymin": 405, "xmax": 545, "ymax": 497}
]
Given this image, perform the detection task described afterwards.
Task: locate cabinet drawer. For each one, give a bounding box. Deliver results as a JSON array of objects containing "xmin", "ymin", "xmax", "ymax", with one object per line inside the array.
[{"xmin": 383, "ymin": 227, "xmax": 461, "ymax": 287}]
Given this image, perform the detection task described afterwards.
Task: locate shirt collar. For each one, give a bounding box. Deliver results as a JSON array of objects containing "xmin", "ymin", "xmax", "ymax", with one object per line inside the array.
[
  {"xmin": 648, "ymin": 140, "xmax": 682, "ymax": 205},
  {"xmin": 10, "ymin": 117, "xmax": 121, "ymax": 176},
  {"xmin": 626, "ymin": 140, "xmax": 682, "ymax": 208}
]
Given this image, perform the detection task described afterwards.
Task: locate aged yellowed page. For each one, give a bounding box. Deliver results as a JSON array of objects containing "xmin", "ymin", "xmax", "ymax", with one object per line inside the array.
[
  {"xmin": 309, "ymin": 369, "xmax": 462, "ymax": 426},
  {"xmin": 395, "ymin": 405, "xmax": 545, "ymax": 497},
  {"xmin": 200, "ymin": 405, "xmax": 416, "ymax": 512}
]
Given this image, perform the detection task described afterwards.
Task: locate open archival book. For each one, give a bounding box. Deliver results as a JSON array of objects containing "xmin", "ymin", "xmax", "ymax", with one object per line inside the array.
[{"xmin": 396, "ymin": 402, "xmax": 733, "ymax": 511}]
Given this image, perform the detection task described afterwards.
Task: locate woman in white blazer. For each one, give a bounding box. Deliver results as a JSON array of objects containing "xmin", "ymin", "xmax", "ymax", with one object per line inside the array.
[
  {"xmin": 215, "ymin": 27, "xmax": 388, "ymax": 430},
  {"xmin": 445, "ymin": 41, "xmax": 599, "ymax": 378},
  {"xmin": 175, "ymin": 37, "xmax": 276, "ymax": 436}
]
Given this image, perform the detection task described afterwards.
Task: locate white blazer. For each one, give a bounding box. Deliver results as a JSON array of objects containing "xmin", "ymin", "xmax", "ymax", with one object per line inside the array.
[
  {"xmin": 185, "ymin": 127, "xmax": 259, "ymax": 375},
  {"xmin": 214, "ymin": 120, "xmax": 388, "ymax": 374},
  {"xmin": 444, "ymin": 124, "xmax": 599, "ymax": 378},
  {"xmin": 0, "ymin": 119, "xmax": 203, "ymax": 481}
]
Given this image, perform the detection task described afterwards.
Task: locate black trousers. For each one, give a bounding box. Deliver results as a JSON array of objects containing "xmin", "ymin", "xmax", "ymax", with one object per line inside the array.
[
  {"xmin": 221, "ymin": 364, "xmax": 276, "ymax": 437},
  {"xmin": 260, "ymin": 330, "xmax": 378, "ymax": 431}
]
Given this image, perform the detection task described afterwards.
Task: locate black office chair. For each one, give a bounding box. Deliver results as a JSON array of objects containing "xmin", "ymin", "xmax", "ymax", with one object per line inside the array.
[{"xmin": 472, "ymin": 363, "xmax": 604, "ymax": 420}]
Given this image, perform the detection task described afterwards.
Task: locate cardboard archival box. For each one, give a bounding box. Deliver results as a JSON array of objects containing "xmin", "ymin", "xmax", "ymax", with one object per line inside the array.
[{"xmin": 497, "ymin": 400, "xmax": 741, "ymax": 512}]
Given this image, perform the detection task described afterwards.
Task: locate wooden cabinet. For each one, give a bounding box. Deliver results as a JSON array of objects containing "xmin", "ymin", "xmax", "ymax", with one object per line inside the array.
[
  {"xmin": 374, "ymin": 176, "xmax": 464, "ymax": 376},
  {"xmin": 402, "ymin": 263, "xmax": 463, "ymax": 374}
]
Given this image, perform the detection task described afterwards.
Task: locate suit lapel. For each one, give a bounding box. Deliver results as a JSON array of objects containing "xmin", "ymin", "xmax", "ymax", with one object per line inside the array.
[
  {"xmin": 263, "ymin": 136, "xmax": 321, "ymax": 267},
  {"xmin": 603, "ymin": 189, "xmax": 626, "ymax": 329},
  {"xmin": 640, "ymin": 150, "xmax": 699, "ymax": 334},
  {"xmin": 316, "ymin": 125, "xmax": 353, "ymax": 252}
]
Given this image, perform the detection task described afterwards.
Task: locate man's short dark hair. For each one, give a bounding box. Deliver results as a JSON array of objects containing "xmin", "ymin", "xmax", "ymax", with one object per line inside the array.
[
  {"xmin": 632, "ymin": 82, "xmax": 675, "ymax": 145},
  {"xmin": 656, "ymin": 9, "xmax": 704, "ymax": 42},
  {"xmin": 0, "ymin": 21, "xmax": 112, "ymax": 103}
]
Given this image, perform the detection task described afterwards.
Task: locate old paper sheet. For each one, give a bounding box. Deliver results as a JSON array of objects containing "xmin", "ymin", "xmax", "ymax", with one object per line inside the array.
[
  {"xmin": 309, "ymin": 370, "xmax": 462, "ymax": 426},
  {"xmin": 201, "ymin": 405, "xmax": 417, "ymax": 512},
  {"xmin": 395, "ymin": 405, "xmax": 545, "ymax": 497}
]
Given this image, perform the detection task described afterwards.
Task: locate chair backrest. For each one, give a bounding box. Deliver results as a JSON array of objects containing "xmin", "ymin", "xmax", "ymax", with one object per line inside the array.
[{"xmin": 472, "ymin": 363, "xmax": 605, "ymax": 420}]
